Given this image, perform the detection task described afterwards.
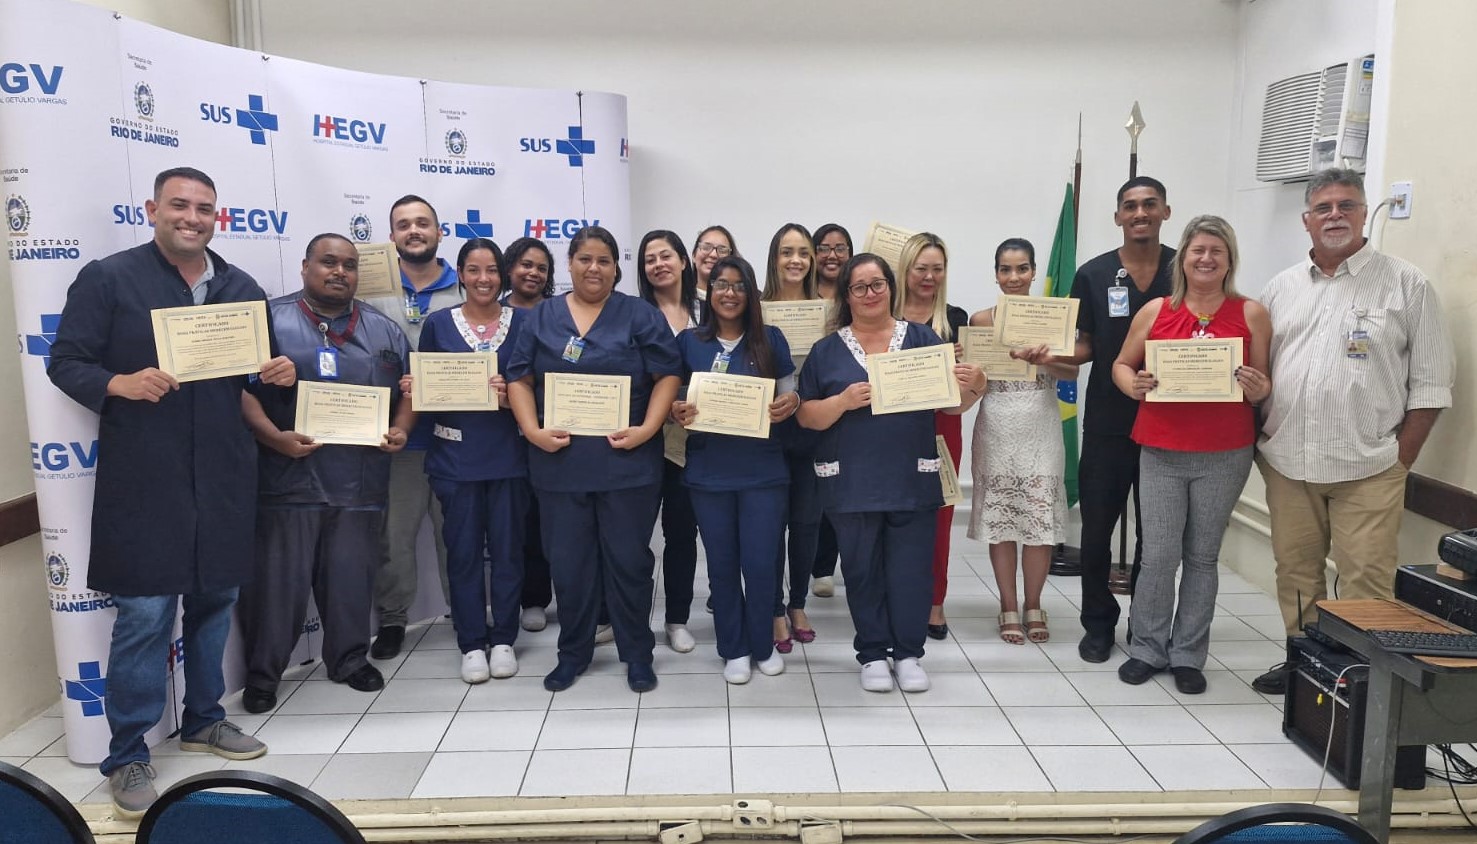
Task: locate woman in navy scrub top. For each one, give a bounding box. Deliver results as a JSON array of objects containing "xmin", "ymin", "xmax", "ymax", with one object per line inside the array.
[
  {"xmin": 636, "ymin": 230, "xmax": 703, "ymax": 655},
  {"xmin": 500, "ymin": 237, "xmax": 556, "ymax": 635},
  {"xmin": 672, "ymin": 256, "xmax": 799, "ymax": 684},
  {"xmin": 797, "ymin": 254, "xmax": 985, "ymax": 694},
  {"xmin": 507, "ymin": 227, "xmax": 682, "ymax": 694},
  {"xmin": 409, "ymin": 238, "xmax": 529, "ymax": 685}
]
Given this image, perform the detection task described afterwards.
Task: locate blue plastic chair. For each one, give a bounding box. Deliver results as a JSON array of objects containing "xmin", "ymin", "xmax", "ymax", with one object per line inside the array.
[
  {"xmin": 0, "ymin": 759, "xmax": 96, "ymax": 843},
  {"xmin": 1174, "ymin": 803, "xmax": 1380, "ymax": 843},
  {"xmin": 135, "ymin": 770, "xmax": 364, "ymax": 844}
]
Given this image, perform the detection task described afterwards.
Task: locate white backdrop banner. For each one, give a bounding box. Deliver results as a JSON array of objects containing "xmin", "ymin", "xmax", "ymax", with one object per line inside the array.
[{"xmin": 1, "ymin": 0, "xmax": 630, "ymax": 764}]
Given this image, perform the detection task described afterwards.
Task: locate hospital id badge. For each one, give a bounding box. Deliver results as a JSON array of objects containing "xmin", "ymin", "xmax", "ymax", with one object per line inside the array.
[
  {"xmin": 404, "ymin": 294, "xmax": 423, "ymax": 324},
  {"xmin": 317, "ymin": 346, "xmax": 340, "ymax": 380},
  {"xmin": 711, "ymin": 351, "xmax": 731, "ymax": 373},
  {"xmin": 1108, "ymin": 285, "xmax": 1130, "ymax": 318},
  {"xmin": 1345, "ymin": 329, "xmax": 1370, "ymax": 359},
  {"xmin": 562, "ymin": 336, "xmax": 586, "ymax": 363}
]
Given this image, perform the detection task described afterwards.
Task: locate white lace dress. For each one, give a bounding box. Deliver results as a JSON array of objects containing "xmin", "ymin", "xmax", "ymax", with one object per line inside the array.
[{"xmin": 967, "ymin": 373, "xmax": 1068, "ymax": 545}]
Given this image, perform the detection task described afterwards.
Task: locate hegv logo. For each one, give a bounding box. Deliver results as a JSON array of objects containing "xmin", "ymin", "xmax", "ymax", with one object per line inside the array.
[
  {"xmin": 0, "ymin": 63, "xmax": 63, "ymax": 95},
  {"xmin": 31, "ymin": 440, "xmax": 99, "ymax": 472},
  {"xmin": 313, "ymin": 114, "xmax": 387, "ymax": 145},
  {"xmin": 216, "ymin": 206, "xmax": 289, "ymax": 234},
  {"xmin": 525, "ymin": 218, "xmax": 600, "ymax": 240}
]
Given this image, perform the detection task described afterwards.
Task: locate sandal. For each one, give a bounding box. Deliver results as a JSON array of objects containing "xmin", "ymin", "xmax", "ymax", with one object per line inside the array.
[
  {"xmin": 998, "ymin": 611, "xmax": 1025, "ymax": 645},
  {"xmin": 1025, "ymin": 609, "xmax": 1050, "ymax": 643}
]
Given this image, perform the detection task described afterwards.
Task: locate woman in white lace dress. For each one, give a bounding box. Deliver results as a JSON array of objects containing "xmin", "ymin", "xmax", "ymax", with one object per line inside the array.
[{"xmin": 968, "ymin": 238, "xmax": 1078, "ymax": 645}]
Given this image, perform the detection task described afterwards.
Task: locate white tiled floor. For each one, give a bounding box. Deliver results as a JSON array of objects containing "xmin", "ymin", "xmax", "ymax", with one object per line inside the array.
[{"xmin": 2, "ymin": 526, "xmax": 1405, "ymax": 803}]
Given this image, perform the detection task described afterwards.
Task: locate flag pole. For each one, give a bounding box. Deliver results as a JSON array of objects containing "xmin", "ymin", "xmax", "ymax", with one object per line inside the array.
[{"xmin": 1051, "ymin": 120, "xmax": 1087, "ymax": 577}]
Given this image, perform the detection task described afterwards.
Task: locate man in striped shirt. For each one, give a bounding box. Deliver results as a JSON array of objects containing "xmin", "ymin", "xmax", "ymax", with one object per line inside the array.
[{"xmin": 1252, "ymin": 168, "xmax": 1454, "ymax": 695}]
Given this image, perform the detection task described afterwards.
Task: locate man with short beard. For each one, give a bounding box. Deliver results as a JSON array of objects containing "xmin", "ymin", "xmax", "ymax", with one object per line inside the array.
[
  {"xmin": 365, "ymin": 195, "xmax": 463, "ymax": 658},
  {"xmin": 1251, "ymin": 168, "xmax": 1453, "ymax": 695}
]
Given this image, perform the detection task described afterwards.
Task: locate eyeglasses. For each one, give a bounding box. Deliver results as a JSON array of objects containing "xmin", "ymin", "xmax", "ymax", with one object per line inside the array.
[
  {"xmin": 1307, "ymin": 200, "xmax": 1365, "ymax": 217},
  {"xmin": 816, "ymin": 244, "xmax": 850, "ymax": 257},
  {"xmin": 695, "ymin": 242, "xmax": 732, "ymax": 257},
  {"xmin": 709, "ymin": 280, "xmax": 747, "ymax": 294},
  {"xmin": 847, "ymin": 280, "xmax": 889, "ymax": 297}
]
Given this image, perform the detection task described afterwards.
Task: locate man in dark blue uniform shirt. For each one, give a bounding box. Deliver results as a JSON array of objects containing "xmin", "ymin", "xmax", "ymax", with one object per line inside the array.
[{"xmin": 48, "ymin": 167, "xmax": 297, "ymax": 819}]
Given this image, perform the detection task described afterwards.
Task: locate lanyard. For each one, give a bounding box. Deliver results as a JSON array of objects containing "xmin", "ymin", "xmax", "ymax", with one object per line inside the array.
[{"xmin": 297, "ymin": 299, "xmax": 360, "ymax": 347}]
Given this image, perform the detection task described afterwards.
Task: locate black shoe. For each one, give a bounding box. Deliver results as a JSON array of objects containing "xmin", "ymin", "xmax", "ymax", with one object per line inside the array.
[
  {"xmin": 1078, "ymin": 633, "xmax": 1113, "ymax": 663},
  {"xmin": 1117, "ymin": 657, "xmax": 1161, "ymax": 685},
  {"xmin": 370, "ymin": 625, "xmax": 405, "ymax": 659},
  {"xmin": 627, "ymin": 662, "xmax": 658, "ymax": 693},
  {"xmin": 543, "ymin": 660, "xmax": 587, "ymax": 692},
  {"xmin": 927, "ymin": 624, "xmax": 949, "ymax": 641},
  {"xmin": 1172, "ymin": 667, "xmax": 1207, "ymax": 695},
  {"xmin": 241, "ymin": 686, "xmax": 276, "ymax": 714},
  {"xmin": 1252, "ymin": 664, "xmax": 1289, "ymax": 696},
  {"xmin": 342, "ymin": 664, "xmax": 384, "ymax": 692},
  {"xmin": 705, "ymin": 596, "xmax": 714, "ymax": 614}
]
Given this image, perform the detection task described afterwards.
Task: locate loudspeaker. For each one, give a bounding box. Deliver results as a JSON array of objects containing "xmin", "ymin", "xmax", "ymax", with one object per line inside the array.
[{"xmin": 1281, "ymin": 635, "xmax": 1426, "ymax": 790}]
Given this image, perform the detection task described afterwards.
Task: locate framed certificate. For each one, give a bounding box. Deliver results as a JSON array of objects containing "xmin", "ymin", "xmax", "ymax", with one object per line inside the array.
[
  {"xmin": 867, "ymin": 344, "xmax": 960, "ymax": 415},
  {"xmin": 294, "ymin": 381, "xmax": 391, "ymax": 446},
  {"xmin": 543, "ymin": 373, "xmax": 631, "ymax": 436},
  {"xmin": 761, "ymin": 301, "xmax": 830, "ymax": 359},
  {"xmin": 960, "ymin": 326, "xmax": 1037, "ymax": 382},
  {"xmin": 410, "ymin": 352, "xmax": 498, "ymax": 412},
  {"xmin": 862, "ymin": 221, "xmax": 918, "ymax": 272},
  {"xmin": 687, "ymin": 372, "xmax": 776, "ymax": 440},
  {"xmin": 1145, "ymin": 338, "xmax": 1244, "ymax": 403},
  {"xmin": 993, "ymin": 295, "xmax": 1079, "ymax": 355},
  {"xmin": 352, "ymin": 243, "xmax": 401, "ymax": 298},
  {"xmin": 936, "ymin": 434, "xmax": 963, "ymax": 507},
  {"xmin": 150, "ymin": 300, "xmax": 270, "ymax": 382}
]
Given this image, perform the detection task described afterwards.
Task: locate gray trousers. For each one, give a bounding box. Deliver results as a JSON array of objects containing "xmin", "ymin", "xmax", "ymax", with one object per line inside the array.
[
  {"xmin": 240, "ymin": 507, "xmax": 382, "ymax": 691},
  {"xmin": 1128, "ymin": 445, "xmax": 1253, "ymax": 670},
  {"xmin": 375, "ymin": 450, "xmax": 449, "ymax": 627}
]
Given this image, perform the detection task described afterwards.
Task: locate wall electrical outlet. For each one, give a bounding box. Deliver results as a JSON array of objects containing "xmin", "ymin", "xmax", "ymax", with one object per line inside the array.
[{"xmin": 1390, "ymin": 181, "xmax": 1413, "ymax": 219}]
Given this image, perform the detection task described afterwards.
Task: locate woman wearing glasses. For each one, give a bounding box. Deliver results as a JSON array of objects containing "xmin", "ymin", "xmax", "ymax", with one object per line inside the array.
[
  {"xmin": 636, "ymin": 230, "xmax": 704, "ymax": 654},
  {"xmin": 807, "ymin": 224, "xmax": 853, "ymax": 599},
  {"xmin": 797, "ymin": 254, "xmax": 985, "ymax": 693},
  {"xmin": 672, "ymin": 255, "xmax": 799, "ymax": 683},
  {"xmin": 693, "ymin": 225, "xmax": 738, "ymax": 299},
  {"xmin": 896, "ymin": 233, "xmax": 970, "ymax": 641},
  {"xmin": 761, "ymin": 223, "xmax": 823, "ymax": 653}
]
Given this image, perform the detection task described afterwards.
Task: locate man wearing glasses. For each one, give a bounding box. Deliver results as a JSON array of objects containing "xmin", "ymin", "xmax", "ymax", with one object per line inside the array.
[{"xmin": 1251, "ymin": 168, "xmax": 1453, "ymax": 695}]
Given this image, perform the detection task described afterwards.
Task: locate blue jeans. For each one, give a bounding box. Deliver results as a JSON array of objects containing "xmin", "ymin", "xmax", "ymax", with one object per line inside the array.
[{"xmin": 101, "ymin": 588, "xmax": 237, "ymax": 775}]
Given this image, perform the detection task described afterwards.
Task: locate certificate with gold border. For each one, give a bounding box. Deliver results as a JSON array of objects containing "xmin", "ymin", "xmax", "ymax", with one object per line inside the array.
[
  {"xmin": 761, "ymin": 301, "xmax": 830, "ymax": 359},
  {"xmin": 543, "ymin": 373, "xmax": 631, "ymax": 436},
  {"xmin": 150, "ymin": 300, "xmax": 270, "ymax": 382},
  {"xmin": 687, "ymin": 372, "xmax": 775, "ymax": 439},
  {"xmin": 866, "ymin": 344, "xmax": 960, "ymax": 415},
  {"xmin": 1145, "ymin": 338, "xmax": 1243, "ymax": 402},
  {"xmin": 960, "ymin": 326, "xmax": 1036, "ymax": 382},
  {"xmin": 993, "ymin": 295, "xmax": 1079, "ymax": 355},
  {"xmin": 294, "ymin": 381, "xmax": 391, "ymax": 446},
  {"xmin": 936, "ymin": 434, "xmax": 963, "ymax": 506},
  {"xmin": 410, "ymin": 352, "xmax": 498, "ymax": 412},
  {"xmin": 353, "ymin": 243, "xmax": 401, "ymax": 298}
]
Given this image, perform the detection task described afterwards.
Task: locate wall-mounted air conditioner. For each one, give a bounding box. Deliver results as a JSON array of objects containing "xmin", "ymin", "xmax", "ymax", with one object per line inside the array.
[{"xmin": 1256, "ymin": 54, "xmax": 1374, "ymax": 183}]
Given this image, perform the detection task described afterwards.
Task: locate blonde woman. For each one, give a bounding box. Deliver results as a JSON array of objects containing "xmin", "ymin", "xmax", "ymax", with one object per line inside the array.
[{"xmin": 896, "ymin": 233, "xmax": 968, "ymax": 640}]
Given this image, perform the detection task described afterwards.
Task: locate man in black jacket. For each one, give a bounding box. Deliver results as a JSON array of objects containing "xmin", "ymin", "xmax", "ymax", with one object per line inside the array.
[{"xmin": 48, "ymin": 167, "xmax": 296, "ymax": 819}]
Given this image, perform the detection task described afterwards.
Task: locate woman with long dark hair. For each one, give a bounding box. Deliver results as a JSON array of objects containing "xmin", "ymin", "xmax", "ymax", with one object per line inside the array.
[{"xmin": 672, "ymin": 255, "xmax": 799, "ymax": 683}]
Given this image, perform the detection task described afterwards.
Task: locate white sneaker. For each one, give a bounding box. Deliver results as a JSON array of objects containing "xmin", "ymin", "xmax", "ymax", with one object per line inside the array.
[
  {"xmin": 860, "ymin": 659, "xmax": 894, "ymax": 692},
  {"xmin": 460, "ymin": 649, "xmax": 491, "ymax": 684},
  {"xmin": 723, "ymin": 657, "xmax": 752, "ymax": 685},
  {"xmin": 812, "ymin": 576, "xmax": 835, "ymax": 597},
  {"xmin": 595, "ymin": 624, "xmax": 614, "ymax": 645},
  {"xmin": 756, "ymin": 653, "xmax": 785, "ymax": 676},
  {"xmin": 488, "ymin": 644, "xmax": 518, "ymax": 679},
  {"xmin": 665, "ymin": 623, "xmax": 696, "ymax": 653},
  {"xmin": 520, "ymin": 607, "xmax": 547, "ymax": 632},
  {"xmin": 895, "ymin": 657, "xmax": 930, "ymax": 692}
]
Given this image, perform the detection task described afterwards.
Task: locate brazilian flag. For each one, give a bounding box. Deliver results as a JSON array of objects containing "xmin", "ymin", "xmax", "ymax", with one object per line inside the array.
[{"xmin": 1041, "ymin": 183, "xmax": 1078, "ymax": 507}]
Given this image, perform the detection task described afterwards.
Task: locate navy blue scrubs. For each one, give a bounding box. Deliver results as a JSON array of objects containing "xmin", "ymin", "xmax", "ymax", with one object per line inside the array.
[
  {"xmin": 677, "ymin": 327, "xmax": 794, "ymax": 661},
  {"xmin": 506, "ymin": 291, "xmax": 682, "ymax": 669},
  {"xmin": 797, "ymin": 321, "xmax": 946, "ymax": 664},
  {"xmin": 418, "ymin": 304, "xmax": 531, "ymax": 654}
]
